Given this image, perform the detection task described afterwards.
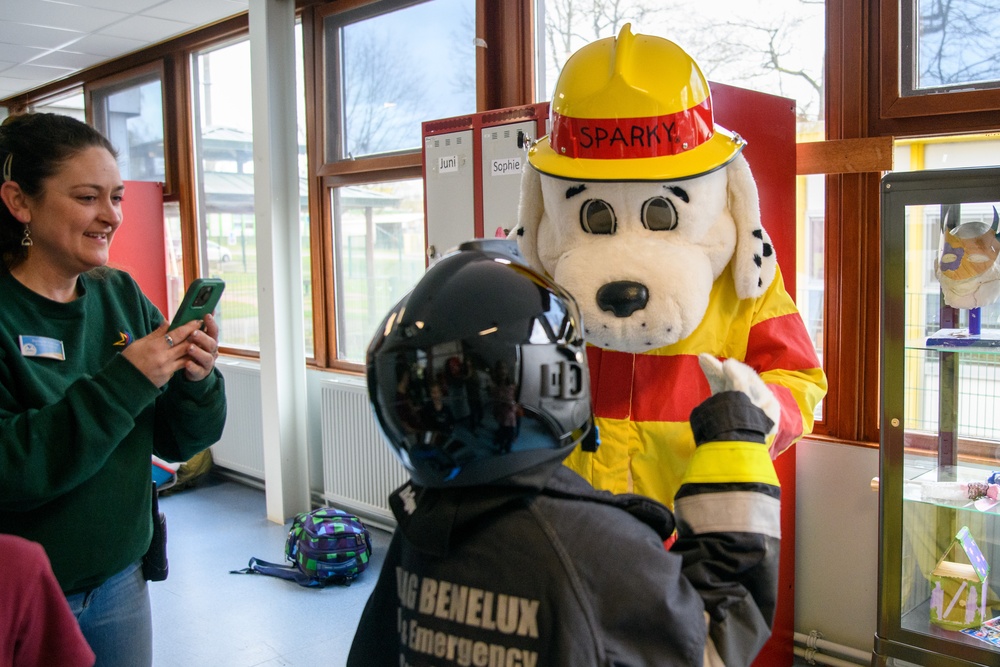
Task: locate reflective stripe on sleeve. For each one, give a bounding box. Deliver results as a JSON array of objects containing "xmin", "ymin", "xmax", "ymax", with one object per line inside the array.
[
  {"xmin": 681, "ymin": 441, "xmax": 779, "ymax": 486},
  {"xmin": 675, "ymin": 490, "xmax": 781, "ymax": 538}
]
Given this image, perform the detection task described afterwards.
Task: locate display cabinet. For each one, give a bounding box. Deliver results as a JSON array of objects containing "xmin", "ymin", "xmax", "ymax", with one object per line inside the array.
[{"xmin": 875, "ymin": 167, "xmax": 1000, "ymax": 667}]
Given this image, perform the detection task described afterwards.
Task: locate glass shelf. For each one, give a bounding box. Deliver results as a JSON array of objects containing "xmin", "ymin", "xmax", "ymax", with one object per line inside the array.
[
  {"xmin": 907, "ymin": 331, "xmax": 1000, "ymax": 354},
  {"xmin": 903, "ymin": 464, "xmax": 1000, "ymax": 514}
]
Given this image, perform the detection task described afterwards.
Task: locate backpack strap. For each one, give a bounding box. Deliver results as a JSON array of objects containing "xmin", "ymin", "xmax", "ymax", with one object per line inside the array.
[{"xmin": 230, "ymin": 557, "xmax": 324, "ymax": 588}]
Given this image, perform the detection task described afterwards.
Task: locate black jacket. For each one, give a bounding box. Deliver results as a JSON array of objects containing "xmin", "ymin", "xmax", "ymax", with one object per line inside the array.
[{"xmin": 348, "ymin": 391, "xmax": 780, "ymax": 667}]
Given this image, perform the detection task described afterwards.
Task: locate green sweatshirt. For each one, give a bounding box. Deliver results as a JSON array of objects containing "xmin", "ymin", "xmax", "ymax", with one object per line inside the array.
[{"xmin": 0, "ymin": 266, "xmax": 227, "ymax": 594}]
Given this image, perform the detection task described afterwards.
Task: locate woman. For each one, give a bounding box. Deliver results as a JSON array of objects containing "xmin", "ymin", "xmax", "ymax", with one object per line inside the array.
[{"xmin": 0, "ymin": 112, "xmax": 227, "ymax": 666}]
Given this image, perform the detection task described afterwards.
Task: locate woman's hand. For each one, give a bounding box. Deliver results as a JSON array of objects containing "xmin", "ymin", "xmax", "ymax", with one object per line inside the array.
[
  {"xmin": 121, "ymin": 315, "xmax": 220, "ymax": 387},
  {"xmin": 177, "ymin": 313, "xmax": 220, "ymax": 382}
]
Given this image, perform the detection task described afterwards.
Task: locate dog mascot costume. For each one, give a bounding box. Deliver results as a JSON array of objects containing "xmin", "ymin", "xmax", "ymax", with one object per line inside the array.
[{"xmin": 512, "ymin": 25, "xmax": 828, "ymax": 508}]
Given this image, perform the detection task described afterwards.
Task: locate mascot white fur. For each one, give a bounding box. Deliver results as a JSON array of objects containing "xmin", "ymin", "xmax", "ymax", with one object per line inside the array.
[{"xmin": 513, "ymin": 25, "xmax": 827, "ymax": 506}]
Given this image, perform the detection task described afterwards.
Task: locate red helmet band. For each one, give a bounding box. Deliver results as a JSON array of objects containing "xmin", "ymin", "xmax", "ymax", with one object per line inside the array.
[{"xmin": 549, "ymin": 100, "xmax": 714, "ymax": 160}]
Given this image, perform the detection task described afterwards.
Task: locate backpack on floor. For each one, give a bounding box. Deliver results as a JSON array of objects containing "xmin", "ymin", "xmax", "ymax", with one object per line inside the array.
[{"xmin": 231, "ymin": 507, "xmax": 372, "ymax": 587}]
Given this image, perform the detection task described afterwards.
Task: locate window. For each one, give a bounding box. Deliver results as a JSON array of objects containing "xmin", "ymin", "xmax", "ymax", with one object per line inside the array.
[
  {"xmin": 89, "ymin": 66, "xmax": 166, "ymax": 184},
  {"xmin": 902, "ymin": 0, "xmax": 1000, "ymax": 96},
  {"xmin": 191, "ymin": 38, "xmax": 257, "ymax": 351},
  {"xmin": 536, "ymin": 0, "xmax": 825, "ymax": 129},
  {"xmin": 324, "ymin": 0, "xmax": 476, "ymax": 161},
  {"xmin": 30, "ymin": 90, "xmax": 85, "ymax": 120},
  {"xmin": 186, "ymin": 24, "xmax": 311, "ymax": 355},
  {"xmin": 330, "ymin": 179, "xmax": 425, "ymax": 361},
  {"xmin": 876, "ymin": 0, "xmax": 1000, "ymax": 126},
  {"xmin": 320, "ymin": 0, "xmax": 476, "ymax": 365}
]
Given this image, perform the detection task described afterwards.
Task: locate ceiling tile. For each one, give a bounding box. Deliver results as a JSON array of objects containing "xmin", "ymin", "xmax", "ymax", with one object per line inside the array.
[
  {"xmin": 0, "ymin": 77, "xmax": 34, "ymax": 96},
  {"xmin": 32, "ymin": 49, "xmax": 107, "ymax": 70},
  {"xmin": 54, "ymin": 0, "xmax": 164, "ymax": 11},
  {"xmin": 95, "ymin": 14, "xmax": 195, "ymax": 42},
  {"xmin": 144, "ymin": 0, "xmax": 247, "ymax": 26},
  {"xmin": 67, "ymin": 33, "xmax": 147, "ymax": 58},
  {"xmin": 2, "ymin": 62, "xmax": 76, "ymax": 83},
  {"xmin": 0, "ymin": 21, "xmax": 81, "ymax": 50},
  {"xmin": 0, "ymin": 44, "xmax": 57, "ymax": 65},
  {"xmin": 2, "ymin": 0, "xmax": 129, "ymax": 34}
]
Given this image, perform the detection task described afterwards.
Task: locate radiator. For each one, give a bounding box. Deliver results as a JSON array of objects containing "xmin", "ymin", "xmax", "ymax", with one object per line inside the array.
[
  {"xmin": 211, "ymin": 361, "xmax": 265, "ymax": 480},
  {"xmin": 320, "ymin": 378, "xmax": 408, "ymax": 527}
]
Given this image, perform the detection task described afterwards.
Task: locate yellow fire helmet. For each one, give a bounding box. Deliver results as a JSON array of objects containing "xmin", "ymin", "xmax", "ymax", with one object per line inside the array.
[{"xmin": 529, "ymin": 24, "xmax": 745, "ymax": 182}]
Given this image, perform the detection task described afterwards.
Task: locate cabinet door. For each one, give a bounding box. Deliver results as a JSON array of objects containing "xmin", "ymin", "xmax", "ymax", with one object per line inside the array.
[{"xmin": 878, "ymin": 167, "xmax": 1000, "ymax": 667}]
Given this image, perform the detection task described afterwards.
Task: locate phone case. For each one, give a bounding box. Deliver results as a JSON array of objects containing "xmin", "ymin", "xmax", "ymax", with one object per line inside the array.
[{"xmin": 169, "ymin": 278, "xmax": 225, "ymax": 330}]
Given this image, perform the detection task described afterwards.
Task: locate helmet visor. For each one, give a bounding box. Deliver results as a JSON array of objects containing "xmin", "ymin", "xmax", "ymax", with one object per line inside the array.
[{"xmin": 368, "ymin": 261, "xmax": 592, "ymax": 486}]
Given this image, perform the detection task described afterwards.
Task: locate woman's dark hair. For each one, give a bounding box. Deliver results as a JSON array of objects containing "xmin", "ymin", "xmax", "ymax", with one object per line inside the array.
[{"xmin": 0, "ymin": 113, "xmax": 118, "ymax": 269}]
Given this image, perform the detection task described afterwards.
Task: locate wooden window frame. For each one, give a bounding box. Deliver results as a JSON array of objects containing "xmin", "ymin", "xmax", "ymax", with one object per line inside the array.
[{"xmin": 875, "ymin": 0, "xmax": 1000, "ymax": 124}]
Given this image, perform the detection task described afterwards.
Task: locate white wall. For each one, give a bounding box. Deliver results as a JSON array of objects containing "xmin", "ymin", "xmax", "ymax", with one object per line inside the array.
[{"xmin": 795, "ymin": 438, "xmax": 881, "ymax": 651}]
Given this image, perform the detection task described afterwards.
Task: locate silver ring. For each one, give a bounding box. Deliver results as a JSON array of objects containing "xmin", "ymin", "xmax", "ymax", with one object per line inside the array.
[{"xmin": 165, "ymin": 334, "xmax": 174, "ymax": 347}]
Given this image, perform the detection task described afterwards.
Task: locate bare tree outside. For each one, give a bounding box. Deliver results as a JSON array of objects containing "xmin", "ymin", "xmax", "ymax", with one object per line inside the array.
[
  {"xmin": 538, "ymin": 0, "xmax": 825, "ymax": 123},
  {"xmin": 342, "ymin": 25, "xmax": 433, "ymax": 158},
  {"xmin": 540, "ymin": 0, "xmax": 668, "ymax": 96},
  {"xmin": 680, "ymin": 2, "xmax": 825, "ymax": 122},
  {"xmin": 340, "ymin": 2, "xmax": 476, "ymax": 158},
  {"xmin": 916, "ymin": 0, "xmax": 1000, "ymax": 91}
]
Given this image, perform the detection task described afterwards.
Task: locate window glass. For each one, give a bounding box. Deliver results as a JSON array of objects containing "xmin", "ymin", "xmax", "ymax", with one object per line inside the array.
[
  {"xmin": 536, "ymin": 0, "xmax": 825, "ymax": 129},
  {"xmin": 164, "ymin": 200, "xmax": 184, "ymax": 314},
  {"xmin": 193, "ymin": 39, "xmax": 257, "ymax": 350},
  {"xmin": 325, "ymin": 0, "xmax": 476, "ymax": 161},
  {"xmin": 331, "ymin": 179, "xmax": 426, "ymax": 363},
  {"xmin": 91, "ymin": 76, "xmax": 165, "ymax": 182},
  {"xmin": 30, "ymin": 90, "xmax": 85, "ymax": 120},
  {"xmin": 799, "ymin": 173, "xmax": 825, "ymax": 421},
  {"xmin": 294, "ymin": 24, "xmax": 313, "ymax": 357},
  {"xmin": 190, "ymin": 26, "xmax": 311, "ymax": 354},
  {"xmin": 904, "ymin": 0, "xmax": 1000, "ymax": 95}
]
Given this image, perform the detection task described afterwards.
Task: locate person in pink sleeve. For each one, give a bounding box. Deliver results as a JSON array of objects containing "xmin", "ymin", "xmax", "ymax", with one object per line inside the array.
[{"xmin": 0, "ymin": 534, "xmax": 95, "ymax": 667}]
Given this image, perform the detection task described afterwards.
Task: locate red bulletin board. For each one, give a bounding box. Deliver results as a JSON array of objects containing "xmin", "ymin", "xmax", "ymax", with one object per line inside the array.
[
  {"xmin": 712, "ymin": 82, "xmax": 798, "ymax": 667},
  {"xmin": 107, "ymin": 180, "xmax": 169, "ymax": 318}
]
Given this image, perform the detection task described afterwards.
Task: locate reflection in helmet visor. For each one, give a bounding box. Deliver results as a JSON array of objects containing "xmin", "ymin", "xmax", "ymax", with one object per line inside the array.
[{"xmin": 375, "ymin": 310, "xmax": 587, "ymax": 483}]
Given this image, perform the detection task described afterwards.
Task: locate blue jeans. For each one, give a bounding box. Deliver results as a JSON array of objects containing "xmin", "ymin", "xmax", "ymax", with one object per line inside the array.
[{"xmin": 66, "ymin": 561, "xmax": 152, "ymax": 667}]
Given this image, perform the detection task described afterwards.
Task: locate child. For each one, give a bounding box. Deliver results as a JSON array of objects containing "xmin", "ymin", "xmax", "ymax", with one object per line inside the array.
[{"xmin": 349, "ymin": 244, "xmax": 781, "ymax": 666}]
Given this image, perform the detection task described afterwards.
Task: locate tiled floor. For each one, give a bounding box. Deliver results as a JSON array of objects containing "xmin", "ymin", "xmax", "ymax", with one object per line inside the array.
[
  {"xmin": 149, "ymin": 474, "xmax": 391, "ymax": 667},
  {"xmin": 149, "ymin": 473, "xmax": 829, "ymax": 667}
]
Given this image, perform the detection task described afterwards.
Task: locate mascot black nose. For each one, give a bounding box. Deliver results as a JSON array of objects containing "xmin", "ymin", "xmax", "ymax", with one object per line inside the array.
[{"xmin": 597, "ymin": 281, "xmax": 649, "ymax": 317}]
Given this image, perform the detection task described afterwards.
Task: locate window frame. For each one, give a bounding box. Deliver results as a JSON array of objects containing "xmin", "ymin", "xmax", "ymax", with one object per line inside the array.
[{"xmin": 875, "ymin": 0, "xmax": 1000, "ymax": 131}]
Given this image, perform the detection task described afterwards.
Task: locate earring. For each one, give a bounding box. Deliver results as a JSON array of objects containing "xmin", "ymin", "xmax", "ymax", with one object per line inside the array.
[{"xmin": 20, "ymin": 226, "xmax": 32, "ymax": 247}]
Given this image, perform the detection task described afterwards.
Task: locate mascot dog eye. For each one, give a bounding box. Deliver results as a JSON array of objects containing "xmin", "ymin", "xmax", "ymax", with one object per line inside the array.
[
  {"xmin": 581, "ymin": 199, "xmax": 616, "ymax": 235},
  {"xmin": 642, "ymin": 196, "xmax": 678, "ymax": 231}
]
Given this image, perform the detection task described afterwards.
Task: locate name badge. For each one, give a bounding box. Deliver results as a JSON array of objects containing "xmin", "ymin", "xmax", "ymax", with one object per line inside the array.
[{"xmin": 19, "ymin": 335, "xmax": 66, "ymax": 361}]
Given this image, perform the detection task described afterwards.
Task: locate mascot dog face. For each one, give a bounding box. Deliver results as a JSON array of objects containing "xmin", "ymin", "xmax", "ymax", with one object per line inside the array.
[{"xmin": 516, "ymin": 152, "xmax": 774, "ymax": 353}]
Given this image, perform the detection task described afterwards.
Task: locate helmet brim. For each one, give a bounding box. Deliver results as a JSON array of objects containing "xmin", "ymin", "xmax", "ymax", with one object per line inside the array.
[{"xmin": 527, "ymin": 125, "xmax": 744, "ymax": 182}]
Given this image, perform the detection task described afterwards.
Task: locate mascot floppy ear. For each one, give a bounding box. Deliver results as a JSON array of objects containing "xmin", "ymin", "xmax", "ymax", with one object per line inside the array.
[
  {"xmin": 728, "ymin": 153, "xmax": 778, "ymax": 299},
  {"xmin": 512, "ymin": 165, "xmax": 545, "ymax": 270}
]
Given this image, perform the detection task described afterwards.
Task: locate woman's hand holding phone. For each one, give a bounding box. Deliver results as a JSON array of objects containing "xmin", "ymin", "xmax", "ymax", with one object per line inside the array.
[
  {"xmin": 177, "ymin": 313, "xmax": 220, "ymax": 382},
  {"xmin": 122, "ymin": 319, "xmax": 208, "ymax": 388},
  {"xmin": 122, "ymin": 276, "xmax": 225, "ymax": 385}
]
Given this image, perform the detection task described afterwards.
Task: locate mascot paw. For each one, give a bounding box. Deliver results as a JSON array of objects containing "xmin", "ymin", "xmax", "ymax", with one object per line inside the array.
[{"xmin": 697, "ymin": 353, "xmax": 781, "ymax": 441}]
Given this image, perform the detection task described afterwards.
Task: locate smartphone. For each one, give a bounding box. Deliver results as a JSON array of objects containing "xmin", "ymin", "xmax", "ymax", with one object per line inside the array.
[{"xmin": 169, "ymin": 278, "xmax": 225, "ymax": 330}]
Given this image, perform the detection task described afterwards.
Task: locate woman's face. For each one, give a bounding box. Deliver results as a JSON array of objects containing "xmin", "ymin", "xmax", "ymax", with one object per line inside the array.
[{"xmin": 22, "ymin": 146, "xmax": 124, "ymax": 278}]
